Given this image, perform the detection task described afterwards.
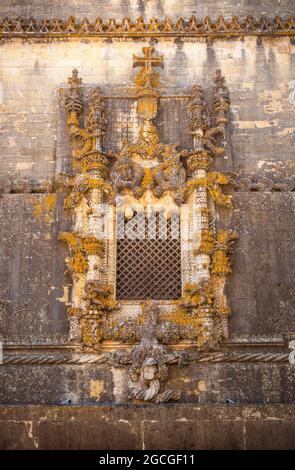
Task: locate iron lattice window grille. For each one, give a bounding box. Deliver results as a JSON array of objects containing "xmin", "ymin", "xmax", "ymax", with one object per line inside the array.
[{"xmin": 116, "ymin": 212, "xmax": 182, "ymax": 300}]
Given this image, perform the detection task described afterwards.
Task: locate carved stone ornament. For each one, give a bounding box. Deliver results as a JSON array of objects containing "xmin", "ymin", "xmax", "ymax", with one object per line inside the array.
[
  {"xmin": 109, "ymin": 302, "xmax": 186, "ymax": 402},
  {"xmin": 59, "ymin": 46, "xmax": 237, "ymax": 402}
]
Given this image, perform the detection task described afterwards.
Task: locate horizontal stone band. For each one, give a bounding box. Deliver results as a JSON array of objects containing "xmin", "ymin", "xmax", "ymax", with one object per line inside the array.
[
  {"xmin": 2, "ymin": 352, "xmax": 289, "ymax": 365},
  {"xmin": 0, "ymin": 16, "xmax": 294, "ymax": 39}
]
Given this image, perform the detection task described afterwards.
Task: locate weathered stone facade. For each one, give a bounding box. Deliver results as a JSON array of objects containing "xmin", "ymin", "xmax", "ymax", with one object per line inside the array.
[{"xmin": 0, "ymin": 0, "xmax": 294, "ymax": 449}]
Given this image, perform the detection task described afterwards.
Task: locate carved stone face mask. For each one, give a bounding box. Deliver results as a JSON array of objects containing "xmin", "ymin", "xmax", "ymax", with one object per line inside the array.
[{"xmin": 142, "ymin": 363, "xmax": 157, "ymax": 381}]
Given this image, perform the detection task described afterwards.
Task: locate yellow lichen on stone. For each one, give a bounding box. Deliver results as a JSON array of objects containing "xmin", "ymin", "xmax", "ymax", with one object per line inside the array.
[
  {"xmin": 194, "ymin": 230, "xmax": 214, "ymax": 255},
  {"xmin": 33, "ymin": 194, "xmax": 57, "ymax": 224},
  {"xmin": 182, "ymin": 282, "xmax": 214, "ymax": 307},
  {"xmin": 197, "ymin": 380, "xmax": 207, "ymax": 392},
  {"xmin": 82, "ymin": 236, "xmax": 104, "ymax": 256},
  {"xmin": 162, "ymin": 308, "xmax": 201, "ymax": 328},
  {"xmin": 141, "ymin": 168, "xmax": 154, "ymax": 191},
  {"xmin": 90, "ymin": 380, "xmax": 104, "ymax": 401},
  {"xmin": 211, "ymin": 230, "xmax": 238, "ymax": 276},
  {"xmin": 68, "ymin": 251, "xmax": 88, "ymax": 273}
]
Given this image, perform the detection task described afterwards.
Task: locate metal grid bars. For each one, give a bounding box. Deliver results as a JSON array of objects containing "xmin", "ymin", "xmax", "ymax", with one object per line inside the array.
[{"xmin": 116, "ymin": 212, "xmax": 182, "ymax": 300}]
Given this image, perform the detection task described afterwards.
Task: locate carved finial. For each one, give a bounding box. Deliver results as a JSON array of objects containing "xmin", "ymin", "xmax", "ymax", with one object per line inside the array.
[
  {"xmin": 86, "ymin": 86, "xmax": 107, "ymax": 135},
  {"xmin": 212, "ymin": 68, "xmax": 230, "ymax": 127},
  {"xmin": 214, "ymin": 68, "xmax": 225, "ymax": 86},
  {"xmin": 65, "ymin": 69, "xmax": 83, "ymax": 124}
]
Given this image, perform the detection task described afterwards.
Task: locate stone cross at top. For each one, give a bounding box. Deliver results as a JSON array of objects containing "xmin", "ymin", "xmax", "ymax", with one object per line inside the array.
[{"xmin": 133, "ymin": 46, "xmax": 164, "ymax": 71}]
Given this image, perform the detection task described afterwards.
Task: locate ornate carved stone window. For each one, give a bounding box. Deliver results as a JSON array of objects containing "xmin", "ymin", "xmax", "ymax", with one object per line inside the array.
[{"xmin": 59, "ymin": 47, "xmax": 237, "ymax": 402}]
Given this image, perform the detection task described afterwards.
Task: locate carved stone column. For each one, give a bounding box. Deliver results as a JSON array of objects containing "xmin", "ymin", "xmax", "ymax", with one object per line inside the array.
[
  {"xmin": 187, "ymin": 85, "xmax": 214, "ymax": 348},
  {"xmin": 60, "ymin": 70, "xmax": 116, "ymax": 350},
  {"xmin": 211, "ymin": 69, "xmax": 233, "ymax": 341}
]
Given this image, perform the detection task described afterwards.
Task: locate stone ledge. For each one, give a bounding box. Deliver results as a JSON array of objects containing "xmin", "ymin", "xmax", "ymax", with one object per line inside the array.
[
  {"xmin": 0, "ymin": 404, "xmax": 294, "ymax": 450},
  {"xmin": 0, "ymin": 16, "xmax": 295, "ymax": 40}
]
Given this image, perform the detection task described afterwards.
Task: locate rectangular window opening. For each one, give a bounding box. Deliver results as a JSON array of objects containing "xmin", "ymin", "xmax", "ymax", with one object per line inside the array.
[{"xmin": 116, "ymin": 212, "xmax": 182, "ymax": 300}]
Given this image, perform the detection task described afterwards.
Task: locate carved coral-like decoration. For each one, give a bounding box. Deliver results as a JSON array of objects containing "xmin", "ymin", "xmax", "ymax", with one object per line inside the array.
[
  {"xmin": 183, "ymin": 69, "xmax": 237, "ymax": 349},
  {"xmin": 211, "ymin": 230, "xmax": 238, "ymax": 276}
]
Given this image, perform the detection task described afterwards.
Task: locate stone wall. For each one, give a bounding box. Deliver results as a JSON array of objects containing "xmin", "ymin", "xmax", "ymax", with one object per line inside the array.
[
  {"xmin": 0, "ymin": 37, "xmax": 294, "ymax": 343},
  {"xmin": 1, "ymin": 0, "xmax": 295, "ymax": 21},
  {"xmin": 0, "ymin": 36, "xmax": 294, "ymax": 180},
  {"xmin": 1, "ymin": 404, "xmax": 295, "ymax": 449},
  {"xmin": 1, "ymin": 361, "xmax": 294, "ymax": 404}
]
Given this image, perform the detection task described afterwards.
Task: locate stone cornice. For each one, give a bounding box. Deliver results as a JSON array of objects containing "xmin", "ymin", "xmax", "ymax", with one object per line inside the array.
[
  {"xmin": 2, "ymin": 340, "xmax": 291, "ymax": 365},
  {"xmin": 0, "ymin": 16, "xmax": 294, "ymax": 40}
]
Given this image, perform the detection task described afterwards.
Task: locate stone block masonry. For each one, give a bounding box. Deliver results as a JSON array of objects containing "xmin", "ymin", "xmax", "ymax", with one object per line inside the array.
[{"xmin": 0, "ymin": 405, "xmax": 295, "ymax": 449}]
